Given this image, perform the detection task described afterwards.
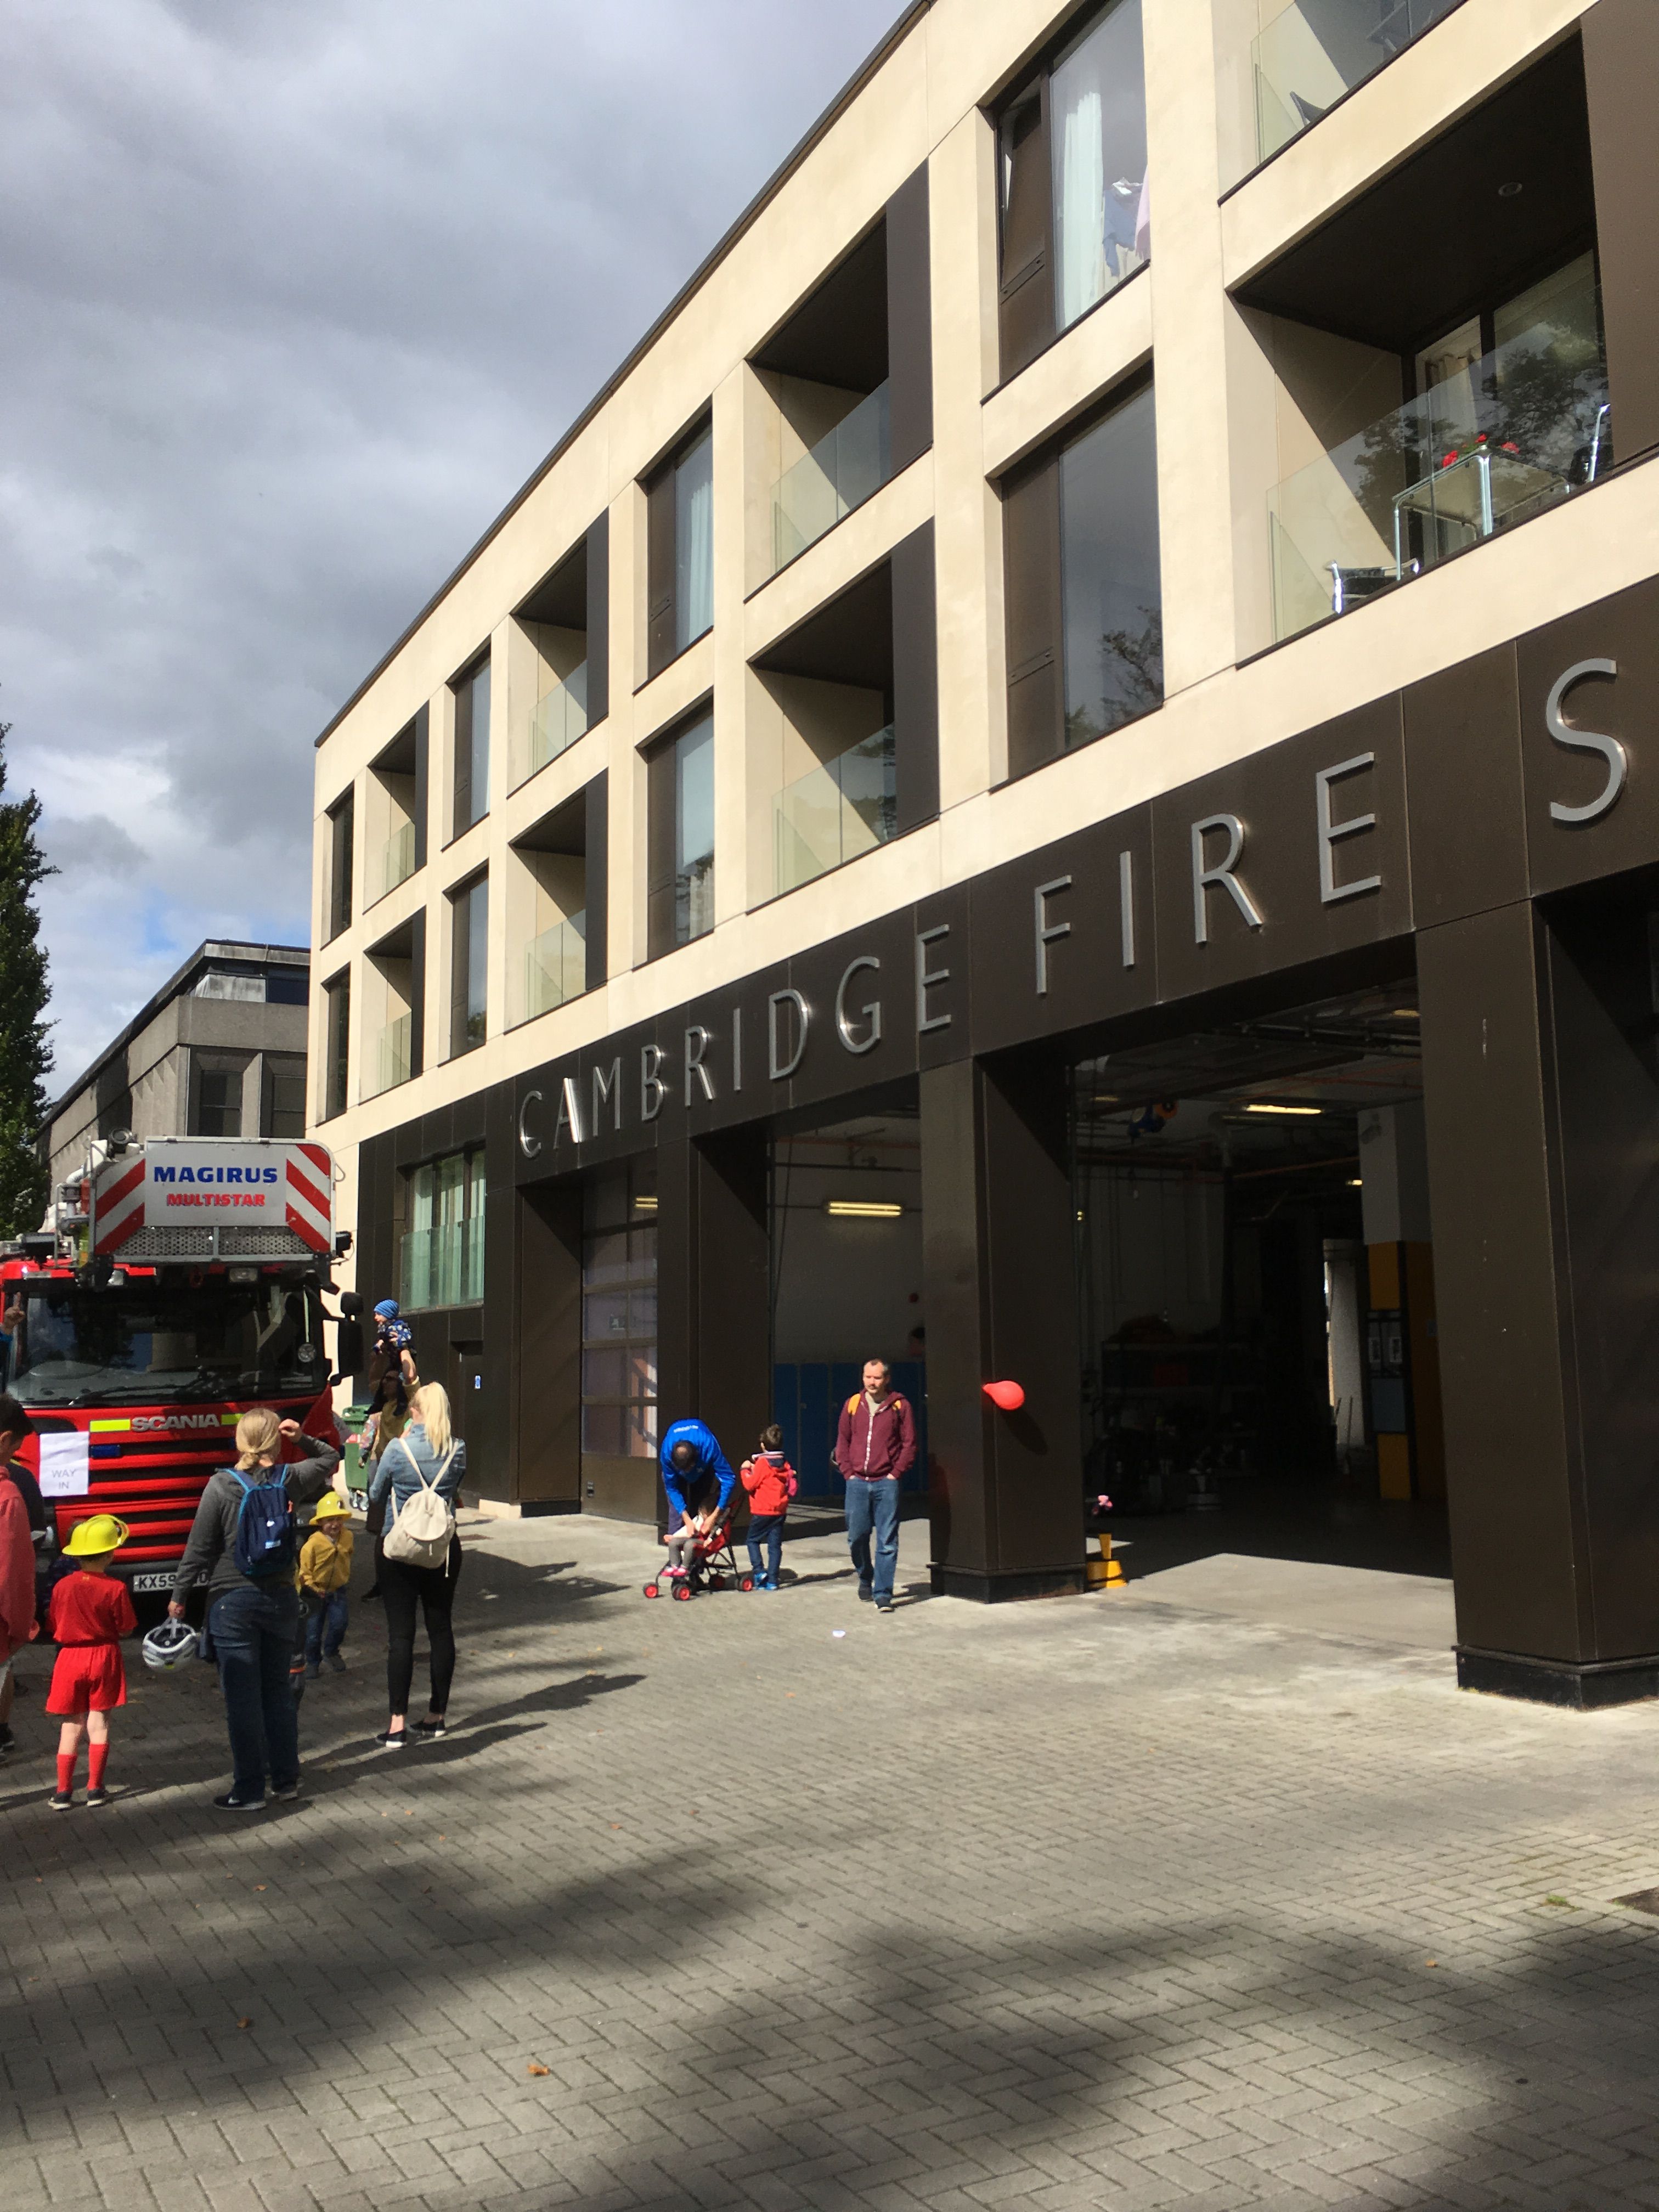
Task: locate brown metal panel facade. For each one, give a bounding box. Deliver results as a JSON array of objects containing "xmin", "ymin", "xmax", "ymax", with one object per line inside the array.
[
  {"xmin": 513, "ymin": 1181, "xmax": 583, "ymax": 1506},
  {"xmin": 1417, "ymin": 902, "xmax": 1584, "ymax": 1667},
  {"xmin": 923, "ymin": 1054, "xmax": 1083, "ymax": 1600},
  {"xmin": 995, "ymin": 76, "xmax": 1052, "ymax": 380},
  {"xmin": 885, "ymin": 162, "xmax": 933, "ymax": 477},
  {"xmin": 1000, "ymin": 455, "xmax": 1064, "ymax": 777},
  {"xmin": 644, "ymin": 467, "xmax": 675, "ymax": 680},
  {"xmin": 1402, "ymin": 646, "xmax": 1527, "ymax": 928},
  {"xmin": 889, "ymin": 521, "xmax": 939, "ymax": 836}
]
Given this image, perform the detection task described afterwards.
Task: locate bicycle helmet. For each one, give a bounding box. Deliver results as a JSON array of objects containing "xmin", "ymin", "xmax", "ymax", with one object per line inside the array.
[{"xmin": 142, "ymin": 1618, "xmax": 200, "ymax": 1672}]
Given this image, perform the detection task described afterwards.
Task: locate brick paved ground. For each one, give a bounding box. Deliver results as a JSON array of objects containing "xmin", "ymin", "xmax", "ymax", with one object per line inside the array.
[{"xmin": 5, "ymin": 1510, "xmax": 1659, "ymax": 2212}]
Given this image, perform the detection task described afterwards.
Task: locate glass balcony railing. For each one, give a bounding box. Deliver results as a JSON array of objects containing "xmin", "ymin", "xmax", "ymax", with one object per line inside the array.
[
  {"xmin": 517, "ymin": 664, "xmax": 588, "ymax": 787},
  {"xmin": 1267, "ymin": 311, "xmax": 1610, "ymax": 645},
  {"xmin": 774, "ymin": 726, "xmax": 897, "ymax": 897},
  {"xmin": 366, "ymin": 1012, "xmax": 411, "ymax": 1099},
  {"xmin": 400, "ymin": 1216, "xmax": 485, "ymax": 1312},
  {"xmin": 375, "ymin": 821, "xmax": 416, "ymax": 902},
  {"xmin": 1253, "ymin": 0, "xmax": 1464, "ymax": 165},
  {"xmin": 772, "ymin": 383, "xmax": 891, "ymax": 573},
  {"xmin": 523, "ymin": 910, "xmax": 586, "ymax": 1022}
]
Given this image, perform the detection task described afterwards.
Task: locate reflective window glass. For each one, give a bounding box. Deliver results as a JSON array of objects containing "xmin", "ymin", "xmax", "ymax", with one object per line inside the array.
[{"xmin": 1060, "ymin": 380, "xmax": 1163, "ymax": 747}]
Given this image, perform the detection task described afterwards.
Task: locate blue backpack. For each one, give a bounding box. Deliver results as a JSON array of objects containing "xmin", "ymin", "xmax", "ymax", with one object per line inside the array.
[{"xmin": 230, "ymin": 1466, "xmax": 296, "ymax": 1578}]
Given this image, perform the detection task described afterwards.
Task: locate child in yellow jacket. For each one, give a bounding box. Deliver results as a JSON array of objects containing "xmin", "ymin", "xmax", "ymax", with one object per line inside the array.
[{"xmin": 299, "ymin": 1493, "xmax": 354, "ymax": 1677}]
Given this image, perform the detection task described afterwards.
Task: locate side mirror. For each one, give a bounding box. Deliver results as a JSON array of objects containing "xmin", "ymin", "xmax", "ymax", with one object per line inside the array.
[
  {"xmin": 339, "ymin": 1291, "xmax": 363, "ymax": 1320},
  {"xmin": 335, "ymin": 1317, "xmax": 365, "ymax": 1375}
]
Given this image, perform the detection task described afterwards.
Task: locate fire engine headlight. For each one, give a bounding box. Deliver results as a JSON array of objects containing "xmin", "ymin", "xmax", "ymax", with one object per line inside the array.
[{"xmin": 228, "ymin": 1266, "xmax": 258, "ymax": 1284}]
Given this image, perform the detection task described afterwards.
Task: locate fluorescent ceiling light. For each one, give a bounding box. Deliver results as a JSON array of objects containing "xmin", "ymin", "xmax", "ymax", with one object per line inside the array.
[
  {"xmin": 825, "ymin": 1199, "xmax": 904, "ymax": 1220},
  {"xmin": 1243, "ymin": 1102, "xmax": 1322, "ymax": 1117},
  {"xmin": 1391, "ymin": 1008, "xmax": 1419, "ymax": 1019}
]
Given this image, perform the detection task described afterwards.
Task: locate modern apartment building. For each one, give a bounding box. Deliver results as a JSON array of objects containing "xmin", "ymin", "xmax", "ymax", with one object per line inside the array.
[
  {"xmin": 312, "ymin": 0, "xmax": 1659, "ymax": 1704},
  {"xmin": 44, "ymin": 941, "xmax": 310, "ymax": 1189}
]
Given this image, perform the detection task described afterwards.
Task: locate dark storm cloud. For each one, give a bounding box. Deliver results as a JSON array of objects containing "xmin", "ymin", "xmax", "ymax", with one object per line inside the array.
[{"xmin": 0, "ymin": 0, "xmax": 904, "ymax": 1082}]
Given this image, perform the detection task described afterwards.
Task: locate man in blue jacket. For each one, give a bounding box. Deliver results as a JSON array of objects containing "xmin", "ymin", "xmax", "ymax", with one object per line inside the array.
[{"xmin": 658, "ymin": 1418, "xmax": 736, "ymax": 1583}]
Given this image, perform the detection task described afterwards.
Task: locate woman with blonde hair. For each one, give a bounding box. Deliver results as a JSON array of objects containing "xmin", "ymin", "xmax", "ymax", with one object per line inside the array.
[
  {"xmin": 367, "ymin": 1381, "xmax": 466, "ymax": 1745},
  {"xmin": 168, "ymin": 1407, "xmax": 341, "ymax": 1810}
]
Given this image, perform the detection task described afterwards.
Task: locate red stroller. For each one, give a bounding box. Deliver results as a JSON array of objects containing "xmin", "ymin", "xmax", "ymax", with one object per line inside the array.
[{"xmin": 644, "ymin": 1520, "xmax": 752, "ymax": 1602}]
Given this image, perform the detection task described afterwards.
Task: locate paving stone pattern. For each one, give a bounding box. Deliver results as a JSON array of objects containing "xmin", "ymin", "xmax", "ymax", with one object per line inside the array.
[{"xmin": 5, "ymin": 1513, "xmax": 1659, "ymax": 2211}]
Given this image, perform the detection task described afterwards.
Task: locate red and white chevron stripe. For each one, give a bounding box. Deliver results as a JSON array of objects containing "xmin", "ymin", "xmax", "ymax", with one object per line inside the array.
[
  {"xmin": 286, "ymin": 1144, "xmax": 333, "ymax": 1253},
  {"xmin": 93, "ymin": 1157, "xmax": 148, "ymax": 1256}
]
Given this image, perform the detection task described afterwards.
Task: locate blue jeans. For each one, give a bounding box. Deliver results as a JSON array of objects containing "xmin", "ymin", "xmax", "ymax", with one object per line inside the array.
[
  {"xmin": 304, "ymin": 1590, "xmax": 348, "ymax": 1664},
  {"xmin": 209, "ymin": 1583, "xmax": 301, "ymax": 1799},
  {"xmin": 845, "ymin": 1478, "xmax": 900, "ymax": 1602},
  {"xmin": 746, "ymin": 1515, "xmax": 784, "ymax": 1584}
]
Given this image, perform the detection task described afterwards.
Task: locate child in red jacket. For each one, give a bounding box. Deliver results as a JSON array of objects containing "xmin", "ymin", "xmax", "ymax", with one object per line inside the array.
[
  {"xmin": 740, "ymin": 1426, "xmax": 797, "ymax": 1593},
  {"xmin": 46, "ymin": 1514, "xmax": 137, "ymax": 1810}
]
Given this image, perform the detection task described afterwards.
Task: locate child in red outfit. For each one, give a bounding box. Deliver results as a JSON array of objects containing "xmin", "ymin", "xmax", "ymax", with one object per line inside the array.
[
  {"xmin": 46, "ymin": 1514, "xmax": 137, "ymax": 1809},
  {"xmin": 740, "ymin": 1425, "xmax": 798, "ymax": 1593}
]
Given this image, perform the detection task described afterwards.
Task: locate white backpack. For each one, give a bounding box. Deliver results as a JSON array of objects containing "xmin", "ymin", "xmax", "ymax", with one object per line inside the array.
[{"xmin": 381, "ymin": 1440, "xmax": 458, "ymax": 1568}]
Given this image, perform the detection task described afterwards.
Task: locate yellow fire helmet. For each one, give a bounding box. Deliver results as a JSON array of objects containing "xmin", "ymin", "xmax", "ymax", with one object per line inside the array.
[
  {"xmin": 63, "ymin": 1513, "xmax": 130, "ymax": 1558},
  {"xmin": 310, "ymin": 1492, "xmax": 351, "ymax": 1521}
]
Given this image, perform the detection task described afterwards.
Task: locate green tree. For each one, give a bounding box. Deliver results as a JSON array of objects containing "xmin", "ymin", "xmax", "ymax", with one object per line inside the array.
[{"xmin": 0, "ymin": 720, "xmax": 55, "ymax": 1236}]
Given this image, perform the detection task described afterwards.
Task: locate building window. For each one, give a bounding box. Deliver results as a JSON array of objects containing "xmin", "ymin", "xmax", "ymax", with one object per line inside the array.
[
  {"xmin": 645, "ymin": 420, "xmax": 713, "ymax": 678},
  {"xmin": 449, "ymin": 873, "xmax": 488, "ymax": 1057},
  {"xmin": 452, "ymin": 651, "xmax": 492, "ymax": 835},
  {"xmin": 402, "ymin": 1148, "xmax": 485, "ymax": 1312},
  {"xmin": 580, "ymin": 1164, "xmax": 657, "ymax": 1461},
  {"xmin": 1002, "ymin": 376, "xmax": 1161, "ymax": 776},
  {"xmin": 646, "ymin": 710, "xmax": 715, "ymax": 958},
  {"xmin": 262, "ymin": 1055, "xmax": 307, "ymax": 1139},
  {"xmin": 264, "ymin": 968, "xmax": 309, "ymax": 1006},
  {"xmin": 190, "ymin": 1053, "xmax": 246, "ymax": 1138},
  {"xmin": 321, "ymin": 972, "xmax": 350, "ymax": 1120},
  {"xmin": 325, "ymin": 790, "xmax": 354, "ymax": 941},
  {"xmin": 996, "ymin": 1, "xmax": 1148, "ymax": 379}
]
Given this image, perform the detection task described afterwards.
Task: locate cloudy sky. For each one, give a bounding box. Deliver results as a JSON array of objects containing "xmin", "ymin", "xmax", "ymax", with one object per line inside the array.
[{"xmin": 0, "ymin": 0, "xmax": 903, "ymax": 1091}]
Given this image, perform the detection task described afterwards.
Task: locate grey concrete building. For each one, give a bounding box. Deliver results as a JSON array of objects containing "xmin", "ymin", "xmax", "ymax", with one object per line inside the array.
[{"xmin": 42, "ymin": 941, "xmax": 310, "ymax": 1191}]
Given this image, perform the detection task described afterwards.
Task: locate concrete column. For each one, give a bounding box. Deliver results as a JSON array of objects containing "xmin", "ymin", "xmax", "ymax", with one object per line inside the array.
[
  {"xmin": 1419, "ymin": 889, "xmax": 1659, "ymax": 1704},
  {"xmin": 921, "ymin": 1053, "xmax": 1084, "ymax": 1600}
]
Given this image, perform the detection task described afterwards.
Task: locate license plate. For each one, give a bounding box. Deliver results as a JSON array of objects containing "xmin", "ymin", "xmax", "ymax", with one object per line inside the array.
[{"xmin": 130, "ymin": 1570, "xmax": 206, "ymax": 1594}]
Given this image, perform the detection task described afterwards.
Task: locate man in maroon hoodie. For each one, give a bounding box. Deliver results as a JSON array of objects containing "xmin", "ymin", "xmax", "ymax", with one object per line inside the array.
[{"xmin": 834, "ymin": 1358, "xmax": 916, "ymax": 1612}]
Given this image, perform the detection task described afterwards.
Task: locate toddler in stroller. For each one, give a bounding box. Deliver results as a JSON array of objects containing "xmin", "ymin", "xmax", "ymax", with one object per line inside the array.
[{"xmin": 644, "ymin": 1516, "xmax": 744, "ymax": 1601}]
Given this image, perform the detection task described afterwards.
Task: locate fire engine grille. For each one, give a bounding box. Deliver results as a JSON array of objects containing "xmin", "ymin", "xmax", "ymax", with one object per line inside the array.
[
  {"xmin": 119, "ymin": 1227, "xmax": 213, "ymax": 1259},
  {"xmin": 218, "ymin": 1226, "xmax": 314, "ymax": 1257},
  {"xmin": 111, "ymin": 1224, "xmax": 317, "ymax": 1261}
]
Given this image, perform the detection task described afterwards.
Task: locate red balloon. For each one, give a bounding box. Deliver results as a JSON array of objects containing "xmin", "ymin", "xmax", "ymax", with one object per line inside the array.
[{"xmin": 983, "ymin": 1379, "xmax": 1025, "ymax": 1412}]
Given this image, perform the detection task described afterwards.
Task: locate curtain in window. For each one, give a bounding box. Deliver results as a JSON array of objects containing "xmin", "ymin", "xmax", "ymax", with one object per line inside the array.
[
  {"xmin": 469, "ymin": 661, "xmax": 491, "ymax": 821},
  {"xmin": 1056, "ymin": 81, "xmax": 1106, "ymax": 329},
  {"xmin": 675, "ymin": 432, "xmax": 714, "ymax": 650},
  {"xmin": 1051, "ymin": 0, "xmax": 1148, "ymax": 334},
  {"xmin": 675, "ymin": 715, "xmax": 715, "ymax": 944}
]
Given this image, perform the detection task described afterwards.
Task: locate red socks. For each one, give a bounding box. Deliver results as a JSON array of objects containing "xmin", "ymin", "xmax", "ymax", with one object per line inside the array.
[
  {"xmin": 57, "ymin": 1754, "xmax": 75, "ymax": 1795},
  {"xmin": 87, "ymin": 1743, "xmax": 109, "ymax": 1790}
]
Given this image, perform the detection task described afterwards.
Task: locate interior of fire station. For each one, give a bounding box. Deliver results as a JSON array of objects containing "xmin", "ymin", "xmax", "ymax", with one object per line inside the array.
[
  {"xmin": 1069, "ymin": 980, "xmax": 1449, "ymax": 1594},
  {"xmin": 767, "ymin": 1101, "xmax": 926, "ymax": 1505}
]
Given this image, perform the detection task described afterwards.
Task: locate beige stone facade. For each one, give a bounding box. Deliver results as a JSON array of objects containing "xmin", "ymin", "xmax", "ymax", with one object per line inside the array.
[{"xmin": 312, "ymin": 0, "xmax": 1644, "ymax": 1217}]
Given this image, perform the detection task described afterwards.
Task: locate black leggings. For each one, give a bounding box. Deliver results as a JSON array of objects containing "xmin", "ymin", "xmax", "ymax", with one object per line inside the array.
[{"xmin": 381, "ymin": 1540, "xmax": 462, "ymax": 1718}]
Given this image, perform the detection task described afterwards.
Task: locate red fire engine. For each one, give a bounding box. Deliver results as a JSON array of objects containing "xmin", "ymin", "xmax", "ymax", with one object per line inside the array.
[{"xmin": 0, "ymin": 1135, "xmax": 362, "ymax": 1594}]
